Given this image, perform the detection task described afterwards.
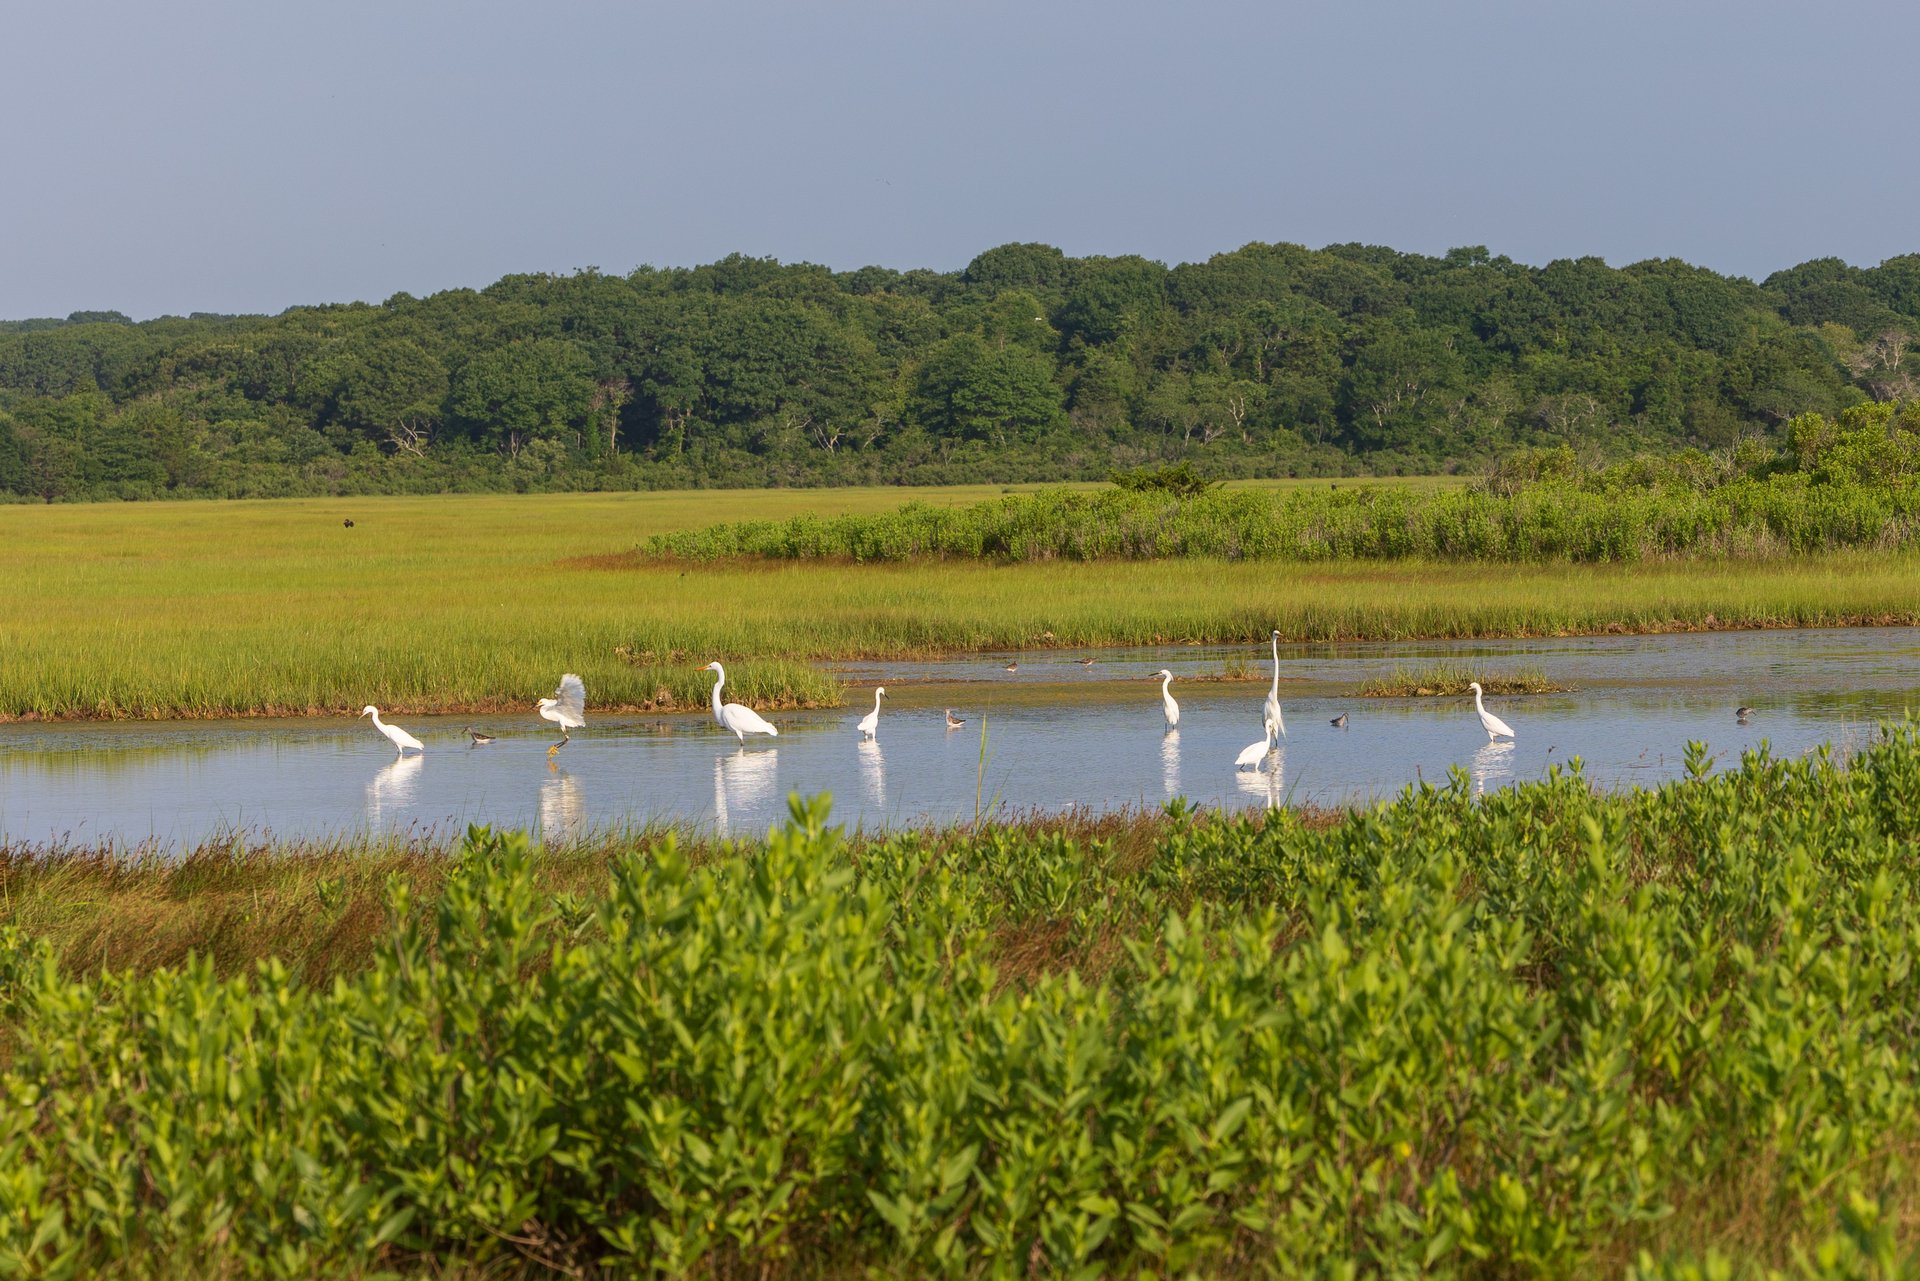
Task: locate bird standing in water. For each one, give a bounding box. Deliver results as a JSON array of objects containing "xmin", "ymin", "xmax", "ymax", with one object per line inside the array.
[
  {"xmin": 945, "ymin": 709, "xmax": 966, "ymax": 730},
  {"xmin": 1153, "ymin": 669, "xmax": 1180, "ymax": 730},
  {"xmin": 857, "ymin": 687, "xmax": 886, "ymax": 739},
  {"xmin": 1467, "ymin": 682, "xmax": 1516, "ymax": 741},
  {"xmin": 1330, "ymin": 712, "xmax": 1348, "ymax": 729},
  {"xmin": 538, "ymin": 674, "xmax": 587, "ymax": 757},
  {"xmin": 360, "ymin": 706, "xmax": 424, "ymax": 755},
  {"xmin": 465, "ymin": 726, "xmax": 495, "ymax": 745}
]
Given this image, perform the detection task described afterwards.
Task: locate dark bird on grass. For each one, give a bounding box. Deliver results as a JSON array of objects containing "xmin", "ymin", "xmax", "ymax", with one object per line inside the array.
[
  {"xmin": 945, "ymin": 708, "xmax": 966, "ymax": 730},
  {"xmin": 343, "ymin": 518, "xmax": 354, "ymax": 528},
  {"xmin": 1330, "ymin": 712, "xmax": 1348, "ymax": 728},
  {"xmin": 465, "ymin": 726, "xmax": 495, "ymax": 745}
]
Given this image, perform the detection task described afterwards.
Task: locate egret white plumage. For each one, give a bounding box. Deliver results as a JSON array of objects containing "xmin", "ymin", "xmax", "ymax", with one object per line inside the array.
[
  {"xmin": 945, "ymin": 708, "xmax": 966, "ymax": 730},
  {"xmin": 537, "ymin": 673, "xmax": 586, "ymax": 757},
  {"xmin": 1467, "ymin": 681, "xmax": 1516, "ymax": 741},
  {"xmin": 1264, "ymin": 629, "xmax": 1287, "ymax": 738},
  {"xmin": 360, "ymin": 705, "xmax": 424, "ymax": 755},
  {"xmin": 1153, "ymin": 668, "xmax": 1180, "ymax": 729},
  {"xmin": 857, "ymin": 686, "xmax": 886, "ymax": 738},
  {"xmin": 1236, "ymin": 716, "xmax": 1278, "ymax": 770},
  {"xmin": 703, "ymin": 661, "xmax": 779, "ymax": 744}
]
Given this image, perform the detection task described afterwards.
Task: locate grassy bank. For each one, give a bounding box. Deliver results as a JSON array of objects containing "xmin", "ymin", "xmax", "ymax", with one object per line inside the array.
[
  {"xmin": 8, "ymin": 730, "xmax": 1920, "ymax": 1275},
  {"xmin": 3, "ymin": 486, "xmax": 1919, "ymax": 721}
]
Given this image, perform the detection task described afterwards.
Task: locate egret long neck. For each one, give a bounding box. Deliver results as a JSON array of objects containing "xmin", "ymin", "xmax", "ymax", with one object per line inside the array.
[
  {"xmin": 1473, "ymin": 686, "xmax": 1486, "ymax": 714},
  {"xmin": 710, "ymin": 668, "xmax": 725, "ymax": 724},
  {"xmin": 1269, "ymin": 634, "xmax": 1280, "ymax": 700},
  {"xmin": 872, "ymin": 689, "xmax": 884, "ymax": 714}
]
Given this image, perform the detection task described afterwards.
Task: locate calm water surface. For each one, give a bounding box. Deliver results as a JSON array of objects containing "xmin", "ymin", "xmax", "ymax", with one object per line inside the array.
[{"xmin": 4, "ymin": 627, "xmax": 1917, "ymax": 850}]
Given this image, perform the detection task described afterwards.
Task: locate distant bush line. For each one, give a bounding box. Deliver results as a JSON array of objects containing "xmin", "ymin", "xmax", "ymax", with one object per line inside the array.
[
  {"xmin": 646, "ymin": 402, "xmax": 1920, "ymax": 564},
  {"xmin": 2, "ymin": 238, "xmax": 1918, "ymax": 500}
]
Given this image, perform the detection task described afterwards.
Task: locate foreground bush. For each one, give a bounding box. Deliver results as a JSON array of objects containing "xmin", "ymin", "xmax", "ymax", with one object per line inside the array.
[{"xmin": 9, "ymin": 728, "xmax": 1920, "ymax": 1275}]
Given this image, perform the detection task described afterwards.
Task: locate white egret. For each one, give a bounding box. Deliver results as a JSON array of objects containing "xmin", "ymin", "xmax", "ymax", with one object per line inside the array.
[
  {"xmin": 1264, "ymin": 629, "xmax": 1287, "ymax": 738},
  {"xmin": 1467, "ymin": 681, "xmax": 1516, "ymax": 741},
  {"xmin": 857, "ymin": 686, "xmax": 886, "ymax": 739},
  {"xmin": 360, "ymin": 705, "xmax": 424, "ymax": 755},
  {"xmin": 1236, "ymin": 716, "xmax": 1278, "ymax": 770},
  {"xmin": 1153, "ymin": 668, "xmax": 1180, "ymax": 729},
  {"xmin": 464, "ymin": 726, "xmax": 495, "ymax": 745},
  {"xmin": 537, "ymin": 673, "xmax": 587, "ymax": 757},
  {"xmin": 945, "ymin": 708, "xmax": 966, "ymax": 730},
  {"xmin": 703, "ymin": 661, "xmax": 780, "ymax": 744}
]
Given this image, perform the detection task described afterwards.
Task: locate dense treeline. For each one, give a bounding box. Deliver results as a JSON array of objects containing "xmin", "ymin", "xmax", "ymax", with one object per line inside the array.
[
  {"xmin": 648, "ymin": 401, "xmax": 1920, "ymax": 564},
  {"xmin": 1, "ymin": 243, "xmax": 1917, "ymax": 500}
]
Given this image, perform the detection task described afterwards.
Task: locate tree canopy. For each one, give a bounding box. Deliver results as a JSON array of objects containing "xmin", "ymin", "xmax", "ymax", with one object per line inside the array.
[{"xmin": 0, "ymin": 240, "xmax": 1915, "ymax": 500}]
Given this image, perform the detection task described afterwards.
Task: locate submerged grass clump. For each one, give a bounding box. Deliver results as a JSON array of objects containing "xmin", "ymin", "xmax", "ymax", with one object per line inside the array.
[
  {"xmin": 9, "ymin": 727, "xmax": 1920, "ymax": 1274},
  {"xmin": 1352, "ymin": 662, "xmax": 1566, "ymax": 697}
]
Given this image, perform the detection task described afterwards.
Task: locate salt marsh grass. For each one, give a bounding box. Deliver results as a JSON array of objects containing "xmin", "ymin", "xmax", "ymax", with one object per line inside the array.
[{"xmin": 5, "ymin": 486, "xmax": 1918, "ymax": 720}]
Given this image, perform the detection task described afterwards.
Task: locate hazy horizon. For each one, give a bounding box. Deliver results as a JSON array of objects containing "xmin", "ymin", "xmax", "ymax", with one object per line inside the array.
[{"xmin": 6, "ymin": 0, "xmax": 1917, "ymax": 321}]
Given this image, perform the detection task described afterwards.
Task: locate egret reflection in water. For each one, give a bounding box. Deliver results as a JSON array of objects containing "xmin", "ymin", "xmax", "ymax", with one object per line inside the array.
[
  {"xmin": 1472, "ymin": 740, "xmax": 1516, "ymax": 796},
  {"xmin": 365, "ymin": 753, "xmax": 423, "ymax": 827},
  {"xmin": 1234, "ymin": 746, "xmax": 1284, "ymax": 809},
  {"xmin": 539, "ymin": 771, "xmax": 586, "ymax": 844},
  {"xmin": 857, "ymin": 738, "xmax": 885, "ymax": 808},
  {"xmin": 1160, "ymin": 729, "xmax": 1180, "ymax": 796},
  {"xmin": 713, "ymin": 747, "xmax": 779, "ymax": 836}
]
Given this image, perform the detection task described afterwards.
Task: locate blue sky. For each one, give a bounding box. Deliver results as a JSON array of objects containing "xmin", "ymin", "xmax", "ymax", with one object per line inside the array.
[{"xmin": 4, "ymin": 0, "xmax": 1916, "ymax": 318}]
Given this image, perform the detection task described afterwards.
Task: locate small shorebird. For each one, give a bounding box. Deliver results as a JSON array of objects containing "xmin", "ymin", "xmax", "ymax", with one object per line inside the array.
[
  {"xmin": 1078, "ymin": 657, "xmax": 1096, "ymax": 667},
  {"xmin": 945, "ymin": 709, "xmax": 966, "ymax": 730},
  {"xmin": 1736, "ymin": 705, "xmax": 1754, "ymax": 721},
  {"xmin": 465, "ymin": 726, "xmax": 495, "ymax": 745},
  {"xmin": 1003, "ymin": 661, "xmax": 1019, "ymax": 673},
  {"xmin": 1330, "ymin": 712, "xmax": 1348, "ymax": 729}
]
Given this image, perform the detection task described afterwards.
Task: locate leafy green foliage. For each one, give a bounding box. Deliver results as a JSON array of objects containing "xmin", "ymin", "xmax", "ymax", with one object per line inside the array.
[
  {"xmin": 12, "ymin": 727, "xmax": 1920, "ymax": 1273},
  {"xmin": 646, "ymin": 405, "xmax": 1920, "ymax": 564},
  {"xmin": 1, "ymin": 240, "xmax": 1915, "ymax": 500}
]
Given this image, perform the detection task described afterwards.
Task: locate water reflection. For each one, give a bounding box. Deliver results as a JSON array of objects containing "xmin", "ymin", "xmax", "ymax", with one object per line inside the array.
[
  {"xmin": 365, "ymin": 753, "xmax": 423, "ymax": 826},
  {"xmin": 713, "ymin": 748, "xmax": 778, "ymax": 837},
  {"xmin": 539, "ymin": 771, "xmax": 586, "ymax": 844},
  {"xmin": 1160, "ymin": 729, "xmax": 1180, "ymax": 797},
  {"xmin": 1234, "ymin": 747, "xmax": 1284, "ymax": 809},
  {"xmin": 1471, "ymin": 741, "xmax": 1516, "ymax": 796},
  {"xmin": 857, "ymin": 739, "xmax": 886, "ymax": 809}
]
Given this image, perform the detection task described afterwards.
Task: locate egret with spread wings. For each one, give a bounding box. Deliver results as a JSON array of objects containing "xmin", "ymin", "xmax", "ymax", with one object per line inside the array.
[{"xmin": 538, "ymin": 673, "xmax": 587, "ymax": 757}]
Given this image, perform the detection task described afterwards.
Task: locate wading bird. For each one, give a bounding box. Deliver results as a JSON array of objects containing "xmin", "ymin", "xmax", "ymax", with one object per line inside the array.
[
  {"xmin": 1236, "ymin": 717, "xmax": 1278, "ymax": 770},
  {"xmin": 1736, "ymin": 705, "xmax": 1754, "ymax": 721},
  {"xmin": 945, "ymin": 708, "xmax": 966, "ymax": 730},
  {"xmin": 703, "ymin": 661, "xmax": 779, "ymax": 745},
  {"xmin": 1330, "ymin": 712, "xmax": 1348, "ymax": 729},
  {"xmin": 360, "ymin": 705, "xmax": 424, "ymax": 755},
  {"xmin": 1467, "ymin": 682, "xmax": 1516, "ymax": 742},
  {"xmin": 464, "ymin": 726, "xmax": 495, "ymax": 745},
  {"xmin": 1003, "ymin": 660, "xmax": 1019, "ymax": 674},
  {"xmin": 857, "ymin": 687, "xmax": 886, "ymax": 739},
  {"xmin": 1078, "ymin": 657, "xmax": 1096, "ymax": 667},
  {"xmin": 1264, "ymin": 629, "xmax": 1287, "ymax": 738},
  {"xmin": 1153, "ymin": 668, "xmax": 1180, "ymax": 729},
  {"xmin": 538, "ymin": 673, "xmax": 586, "ymax": 757}
]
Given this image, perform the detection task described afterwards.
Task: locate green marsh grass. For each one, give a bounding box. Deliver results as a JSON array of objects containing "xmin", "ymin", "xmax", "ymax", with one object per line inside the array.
[
  {"xmin": 1352, "ymin": 662, "xmax": 1565, "ymax": 697},
  {"xmin": 10, "ymin": 729, "xmax": 1920, "ymax": 1274},
  {"xmin": 5, "ymin": 486, "xmax": 1920, "ymax": 720}
]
